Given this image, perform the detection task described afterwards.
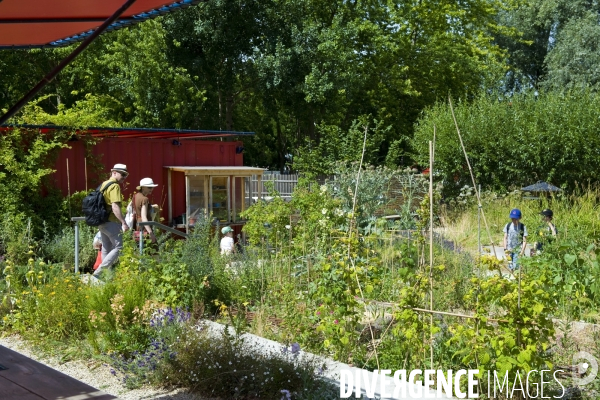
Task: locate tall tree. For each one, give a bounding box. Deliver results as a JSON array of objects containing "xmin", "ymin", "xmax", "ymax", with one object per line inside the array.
[
  {"xmin": 493, "ymin": 0, "xmax": 600, "ymax": 93},
  {"xmin": 544, "ymin": 11, "xmax": 600, "ymax": 91}
]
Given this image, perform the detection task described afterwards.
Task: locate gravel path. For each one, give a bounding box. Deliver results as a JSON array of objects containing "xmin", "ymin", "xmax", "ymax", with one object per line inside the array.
[{"xmin": 0, "ymin": 335, "xmax": 210, "ymax": 400}]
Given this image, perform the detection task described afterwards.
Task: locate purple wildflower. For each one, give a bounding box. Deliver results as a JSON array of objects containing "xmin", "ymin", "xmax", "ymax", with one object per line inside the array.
[
  {"xmin": 291, "ymin": 343, "xmax": 300, "ymax": 355},
  {"xmin": 280, "ymin": 389, "xmax": 292, "ymax": 400}
]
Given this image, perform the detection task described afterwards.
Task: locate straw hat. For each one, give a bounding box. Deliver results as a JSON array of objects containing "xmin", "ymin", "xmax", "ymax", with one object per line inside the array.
[
  {"xmin": 111, "ymin": 163, "xmax": 128, "ymax": 176},
  {"xmin": 136, "ymin": 177, "xmax": 158, "ymax": 190}
]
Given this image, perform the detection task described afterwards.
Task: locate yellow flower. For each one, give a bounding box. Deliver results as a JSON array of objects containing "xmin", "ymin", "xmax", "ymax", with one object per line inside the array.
[{"xmin": 50, "ymin": 292, "xmax": 56, "ymax": 296}]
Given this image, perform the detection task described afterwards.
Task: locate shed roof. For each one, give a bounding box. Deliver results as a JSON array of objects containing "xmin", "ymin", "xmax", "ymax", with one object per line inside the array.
[
  {"xmin": 165, "ymin": 166, "xmax": 265, "ymax": 175},
  {"xmin": 0, "ymin": 0, "xmax": 202, "ymax": 49},
  {"xmin": 0, "ymin": 124, "xmax": 254, "ymax": 140}
]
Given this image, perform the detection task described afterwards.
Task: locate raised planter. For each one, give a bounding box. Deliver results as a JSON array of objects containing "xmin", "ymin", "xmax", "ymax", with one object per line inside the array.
[{"xmin": 202, "ymin": 320, "xmax": 452, "ymax": 399}]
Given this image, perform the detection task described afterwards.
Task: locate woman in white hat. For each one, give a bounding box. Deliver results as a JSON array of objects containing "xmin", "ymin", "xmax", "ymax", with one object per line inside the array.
[{"xmin": 133, "ymin": 178, "xmax": 159, "ymax": 243}]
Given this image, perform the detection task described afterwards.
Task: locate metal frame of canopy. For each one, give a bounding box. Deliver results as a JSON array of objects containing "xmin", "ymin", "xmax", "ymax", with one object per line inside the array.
[
  {"xmin": 0, "ymin": 125, "xmax": 254, "ymax": 140},
  {"xmin": 0, "ymin": 0, "xmax": 203, "ymax": 125}
]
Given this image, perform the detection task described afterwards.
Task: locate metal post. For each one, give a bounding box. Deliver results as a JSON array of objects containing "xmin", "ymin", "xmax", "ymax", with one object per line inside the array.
[
  {"xmin": 74, "ymin": 220, "xmax": 80, "ymax": 273},
  {"xmin": 0, "ymin": 0, "xmax": 138, "ymax": 125},
  {"xmin": 139, "ymin": 231, "xmax": 144, "ymax": 255}
]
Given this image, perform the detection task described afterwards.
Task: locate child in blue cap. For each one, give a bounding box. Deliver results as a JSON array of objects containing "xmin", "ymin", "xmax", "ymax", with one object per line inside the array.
[{"xmin": 503, "ymin": 208, "xmax": 528, "ymax": 270}]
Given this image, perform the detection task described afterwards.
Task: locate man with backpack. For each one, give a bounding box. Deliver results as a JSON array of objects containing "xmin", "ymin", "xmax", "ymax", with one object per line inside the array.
[
  {"xmin": 503, "ymin": 208, "xmax": 528, "ymax": 271},
  {"xmin": 93, "ymin": 163, "xmax": 130, "ymax": 278}
]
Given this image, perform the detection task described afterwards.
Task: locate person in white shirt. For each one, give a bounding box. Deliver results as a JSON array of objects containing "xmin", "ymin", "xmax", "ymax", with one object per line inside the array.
[
  {"xmin": 503, "ymin": 208, "xmax": 528, "ymax": 271},
  {"xmin": 220, "ymin": 226, "xmax": 236, "ymax": 255}
]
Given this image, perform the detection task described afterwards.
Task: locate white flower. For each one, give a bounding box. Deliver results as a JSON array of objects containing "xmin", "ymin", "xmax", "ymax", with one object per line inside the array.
[
  {"xmin": 321, "ymin": 208, "xmax": 327, "ymax": 215},
  {"xmin": 320, "ymin": 185, "xmax": 327, "ymax": 192},
  {"xmin": 335, "ymin": 208, "xmax": 344, "ymax": 216},
  {"xmin": 285, "ymin": 225, "xmax": 291, "ymax": 229}
]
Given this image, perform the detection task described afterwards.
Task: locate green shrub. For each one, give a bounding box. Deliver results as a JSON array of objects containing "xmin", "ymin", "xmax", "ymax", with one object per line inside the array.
[
  {"xmin": 0, "ymin": 214, "xmax": 37, "ymax": 266},
  {"xmin": 42, "ymin": 225, "xmax": 98, "ymax": 273},
  {"xmin": 413, "ymin": 91, "xmax": 600, "ymax": 195},
  {"xmin": 87, "ymin": 272, "xmax": 153, "ymax": 357},
  {"xmin": 4, "ymin": 258, "xmax": 89, "ymax": 341}
]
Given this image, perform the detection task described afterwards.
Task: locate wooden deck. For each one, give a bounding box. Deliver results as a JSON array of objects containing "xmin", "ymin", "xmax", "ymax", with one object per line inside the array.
[{"xmin": 0, "ymin": 345, "xmax": 117, "ymax": 400}]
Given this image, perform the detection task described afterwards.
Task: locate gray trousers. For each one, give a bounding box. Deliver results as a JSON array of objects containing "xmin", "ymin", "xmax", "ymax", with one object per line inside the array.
[{"xmin": 95, "ymin": 221, "xmax": 123, "ymax": 275}]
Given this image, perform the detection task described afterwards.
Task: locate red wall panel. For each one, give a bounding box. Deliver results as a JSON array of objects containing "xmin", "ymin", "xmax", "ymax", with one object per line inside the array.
[{"xmin": 53, "ymin": 138, "xmax": 242, "ymax": 223}]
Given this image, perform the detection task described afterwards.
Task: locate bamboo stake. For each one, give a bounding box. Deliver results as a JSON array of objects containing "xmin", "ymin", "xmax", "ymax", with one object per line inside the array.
[
  {"xmin": 84, "ymin": 157, "xmax": 88, "ymax": 192},
  {"xmin": 348, "ymin": 125, "xmax": 380, "ymax": 370},
  {"xmin": 429, "ymin": 124, "xmax": 436, "ymax": 369},
  {"xmin": 448, "ymin": 96, "xmax": 498, "ymax": 259},
  {"xmin": 355, "ymin": 297, "xmax": 538, "ymax": 325},
  {"xmin": 66, "ymin": 158, "xmax": 71, "ymax": 219},
  {"xmin": 428, "ymin": 137, "xmax": 434, "ymax": 369},
  {"xmin": 288, "ymin": 216, "xmax": 292, "ymax": 278},
  {"xmin": 517, "ymin": 262, "xmax": 522, "ymax": 348}
]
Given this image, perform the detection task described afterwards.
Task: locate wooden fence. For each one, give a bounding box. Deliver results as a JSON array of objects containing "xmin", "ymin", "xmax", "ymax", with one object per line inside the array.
[{"xmin": 250, "ymin": 172, "xmax": 332, "ymax": 199}]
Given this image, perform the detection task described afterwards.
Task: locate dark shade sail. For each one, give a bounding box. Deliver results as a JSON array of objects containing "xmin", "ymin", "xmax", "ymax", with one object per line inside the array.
[
  {"xmin": 0, "ymin": 0, "xmax": 202, "ymax": 49},
  {"xmin": 521, "ymin": 181, "xmax": 562, "ymax": 192}
]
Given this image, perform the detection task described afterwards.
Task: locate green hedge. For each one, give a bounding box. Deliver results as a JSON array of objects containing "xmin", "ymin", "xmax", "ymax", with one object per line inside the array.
[{"xmin": 412, "ymin": 91, "xmax": 600, "ymax": 194}]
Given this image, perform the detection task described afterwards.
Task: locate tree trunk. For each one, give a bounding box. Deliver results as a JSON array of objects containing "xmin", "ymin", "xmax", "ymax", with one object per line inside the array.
[
  {"xmin": 277, "ymin": 117, "xmax": 284, "ymax": 173},
  {"xmin": 226, "ymin": 94, "xmax": 234, "ymax": 131},
  {"xmin": 218, "ymin": 88, "xmax": 223, "ymax": 131}
]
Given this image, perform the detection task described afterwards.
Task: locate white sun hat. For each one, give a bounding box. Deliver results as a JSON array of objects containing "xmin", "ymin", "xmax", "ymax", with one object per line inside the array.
[{"xmin": 137, "ymin": 177, "xmax": 158, "ymax": 190}]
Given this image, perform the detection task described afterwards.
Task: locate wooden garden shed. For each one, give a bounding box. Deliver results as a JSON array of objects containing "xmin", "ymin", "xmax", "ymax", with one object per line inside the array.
[
  {"xmin": 165, "ymin": 166, "xmax": 265, "ymax": 232},
  {"xmin": 1, "ymin": 125, "xmax": 259, "ymax": 227}
]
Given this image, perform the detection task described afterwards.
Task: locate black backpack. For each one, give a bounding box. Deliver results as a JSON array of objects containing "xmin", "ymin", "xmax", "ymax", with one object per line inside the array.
[
  {"xmin": 505, "ymin": 222, "xmax": 525, "ymax": 239},
  {"xmin": 82, "ymin": 181, "xmax": 117, "ymax": 226}
]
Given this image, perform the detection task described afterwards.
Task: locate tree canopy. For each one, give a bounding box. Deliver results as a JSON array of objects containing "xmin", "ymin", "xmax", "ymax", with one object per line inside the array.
[{"xmin": 1, "ymin": 0, "xmax": 600, "ymax": 179}]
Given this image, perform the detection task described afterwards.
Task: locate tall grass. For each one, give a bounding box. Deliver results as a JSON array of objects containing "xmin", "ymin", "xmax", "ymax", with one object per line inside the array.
[{"xmin": 441, "ymin": 187, "xmax": 600, "ymax": 250}]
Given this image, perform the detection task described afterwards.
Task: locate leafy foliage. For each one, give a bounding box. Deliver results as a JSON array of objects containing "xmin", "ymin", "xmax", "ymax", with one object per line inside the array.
[
  {"xmin": 413, "ymin": 91, "xmax": 600, "ymax": 195},
  {"xmin": 544, "ymin": 11, "xmax": 600, "ymax": 92}
]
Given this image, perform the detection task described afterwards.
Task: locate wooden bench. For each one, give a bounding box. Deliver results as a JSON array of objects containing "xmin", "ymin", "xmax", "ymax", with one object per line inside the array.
[{"xmin": 0, "ymin": 345, "xmax": 117, "ymax": 400}]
